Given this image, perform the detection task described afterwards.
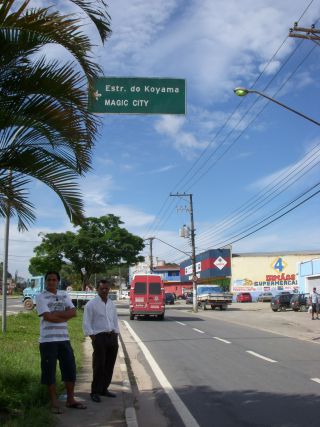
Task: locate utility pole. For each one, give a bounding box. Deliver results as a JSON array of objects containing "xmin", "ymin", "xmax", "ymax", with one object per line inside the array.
[
  {"xmin": 289, "ymin": 23, "xmax": 320, "ymax": 45},
  {"xmin": 145, "ymin": 237, "xmax": 155, "ymax": 272},
  {"xmin": 2, "ymin": 169, "xmax": 11, "ymax": 333},
  {"xmin": 170, "ymin": 192, "xmax": 198, "ymax": 313}
]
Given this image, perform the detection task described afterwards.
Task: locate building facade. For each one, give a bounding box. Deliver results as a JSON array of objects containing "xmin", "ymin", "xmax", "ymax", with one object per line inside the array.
[{"xmin": 232, "ymin": 251, "xmax": 320, "ymax": 299}]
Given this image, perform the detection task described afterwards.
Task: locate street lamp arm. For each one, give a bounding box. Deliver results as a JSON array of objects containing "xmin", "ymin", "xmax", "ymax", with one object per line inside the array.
[
  {"xmin": 249, "ymin": 90, "xmax": 320, "ymax": 127},
  {"xmin": 234, "ymin": 87, "xmax": 320, "ymax": 127}
]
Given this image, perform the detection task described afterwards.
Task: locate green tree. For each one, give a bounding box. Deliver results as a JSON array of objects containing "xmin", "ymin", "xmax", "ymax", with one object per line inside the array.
[
  {"xmin": 0, "ymin": 0, "xmax": 111, "ymax": 229},
  {"xmin": 0, "ymin": 262, "xmax": 12, "ymax": 280},
  {"xmin": 29, "ymin": 215, "xmax": 145, "ymax": 290}
]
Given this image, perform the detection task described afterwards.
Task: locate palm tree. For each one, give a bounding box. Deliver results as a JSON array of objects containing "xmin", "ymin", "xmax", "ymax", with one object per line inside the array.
[{"xmin": 0, "ymin": 0, "xmax": 111, "ymax": 228}]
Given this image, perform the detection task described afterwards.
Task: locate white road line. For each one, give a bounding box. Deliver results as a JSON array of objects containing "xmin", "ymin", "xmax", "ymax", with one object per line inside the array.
[
  {"xmin": 124, "ymin": 320, "xmax": 200, "ymax": 427},
  {"xmin": 192, "ymin": 328, "xmax": 205, "ymax": 334},
  {"xmin": 213, "ymin": 337, "xmax": 231, "ymax": 344},
  {"xmin": 176, "ymin": 321, "xmax": 186, "ymax": 326},
  {"xmin": 246, "ymin": 350, "xmax": 277, "ymax": 363},
  {"xmin": 310, "ymin": 377, "xmax": 320, "ymax": 384}
]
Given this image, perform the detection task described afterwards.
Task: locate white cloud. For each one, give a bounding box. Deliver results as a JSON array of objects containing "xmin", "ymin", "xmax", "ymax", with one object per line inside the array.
[
  {"xmin": 106, "ymin": 1, "xmax": 310, "ymax": 99},
  {"xmin": 137, "ymin": 164, "xmax": 176, "ymax": 175},
  {"xmin": 1, "ymin": 223, "xmax": 75, "ymax": 278},
  {"xmin": 155, "ymin": 116, "xmax": 207, "ymax": 158},
  {"xmin": 81, "ymin": 174, "xmax": 155, "ymax": 229}
]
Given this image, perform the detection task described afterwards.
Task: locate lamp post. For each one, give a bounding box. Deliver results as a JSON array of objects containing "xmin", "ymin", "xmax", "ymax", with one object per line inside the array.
[{"xmin": 234, "ymin": 87, "xmax": 320, "ymax": 127}]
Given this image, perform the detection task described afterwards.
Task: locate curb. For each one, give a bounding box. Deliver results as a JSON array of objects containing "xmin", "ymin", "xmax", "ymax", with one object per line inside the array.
[{"xmin": 118, "ymin": 332, "xmax": 139, "ymax": 427}]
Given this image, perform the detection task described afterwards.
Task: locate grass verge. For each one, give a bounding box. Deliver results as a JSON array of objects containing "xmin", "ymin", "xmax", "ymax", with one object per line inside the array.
[{"xmin": 0, "ymin": 310, "xmax": 84, "ymax": 427}]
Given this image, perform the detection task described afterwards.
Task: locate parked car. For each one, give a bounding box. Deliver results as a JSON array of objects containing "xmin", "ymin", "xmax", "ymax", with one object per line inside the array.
[
  {"xmin": 236, "ymin": 292, "xmax": 252, "ymax": 303},
  {"xmin": 185, "ymin": 292, "xmax": 193, "ymax": 304},
  {"xmin": 271, "ymin": 293, "xmax": 293, "ymax": 312},
  {"xmin": 165, "ymin": 293, "xmax": 175, "ymax": 305},
  {"xmin": 257, "ymin": 292, "xmax": 273, "ymax": 302},
  {"xmin": 291, "ymin": 293, "xmax": 310, "ymax": 312}
]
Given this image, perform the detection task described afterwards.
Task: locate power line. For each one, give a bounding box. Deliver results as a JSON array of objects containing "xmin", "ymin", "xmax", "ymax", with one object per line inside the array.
[
  {"xmin": 297, "ymin": 0, "xmax": 316, "ymax": 22},
  {"xmin": 0, "ymin": 238, "xmax": 41, "ymax": 243},
  {"xmin": 174, "ymin": 43, "xmax": 318, "ymax": 253},
  {"xmin": 146, "ymin": 17, "xmax": 310, "ymax": 235},
  {"xmin": 214, "ymin": 182, "xmax": 320, "ymax": 247},
  {"xmin": 196, "ymin": 143, "xmax": 320, "ymax": 247},
  {"xmin": 145, "ymin": 3, "xmax": 319, "ymax": 255}
]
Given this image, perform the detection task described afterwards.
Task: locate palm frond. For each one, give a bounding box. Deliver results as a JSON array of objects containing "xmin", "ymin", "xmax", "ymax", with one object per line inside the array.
[
  {"xmin": 0, "ymin": 170, "xmax": 35, "ymax": 231},
  {"xmin": 70, "ymin": 0, "xmax": 112, "ymax": 43},
  {"xmin": 0, "ymin": 4, "xmax": 103, "ymax": 81},
  {"xmin": 0, "ymin": 148, "xmax": 85, "ymax": 226}
]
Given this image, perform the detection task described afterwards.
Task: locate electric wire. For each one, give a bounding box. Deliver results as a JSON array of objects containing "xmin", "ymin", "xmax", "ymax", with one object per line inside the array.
[
  {"xmin": 297, "ymin": 0, "xmax": 316, "ymax": 22},
  {"xmin": 143, "ymin": 17, "xmax": 303, "ymax": 237},
  {"xmin": 145, "ymin": 3, "xmax": 318, "ymax": 257},
  {"xmin": 167, "ymin": 42, "xmax": 318, "ymax": 255},
  {"xmin": 186, "ymin": 13, "xmax": 320, "ymax": 247},
  {"xmin": 184, "ymin": 39, "xmax": 310, "ymax": 192},
  {"xmin": 198, "ymin": 149, "xmax": 320, "ymax": 244},
  {"xmin": 214, "ymin": 182, "xmax": 320, "ymax": 247}
]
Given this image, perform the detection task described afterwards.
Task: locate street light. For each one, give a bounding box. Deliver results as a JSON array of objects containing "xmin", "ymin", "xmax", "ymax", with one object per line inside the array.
[{"xmin": 234, "ymin": 87, "xmax": 320, "ymax": 127}]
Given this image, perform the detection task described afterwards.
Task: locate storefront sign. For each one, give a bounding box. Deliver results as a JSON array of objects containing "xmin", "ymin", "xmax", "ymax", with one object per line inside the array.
[{"xmin": 180, "ymin": 249, "xmax": 231, "ymax": 282}]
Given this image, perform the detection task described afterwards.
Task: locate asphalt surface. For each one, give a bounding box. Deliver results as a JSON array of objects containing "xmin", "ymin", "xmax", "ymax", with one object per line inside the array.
[
  {"xmin": 122, "ymin": 302, "xmax": 320, "ymax": 427},
  {"xmin": 3, "ymin": 298, "xmax": 320, "ymax": 426}
]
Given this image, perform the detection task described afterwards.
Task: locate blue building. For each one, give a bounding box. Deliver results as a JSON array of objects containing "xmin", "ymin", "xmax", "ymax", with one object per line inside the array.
[{"xmin": 297, "ymin": 258, "xmax": 320, "ymax": 293}]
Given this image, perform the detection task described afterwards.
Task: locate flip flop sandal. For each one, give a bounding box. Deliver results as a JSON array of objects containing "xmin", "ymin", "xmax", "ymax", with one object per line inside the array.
[{"xmin": 66, "ymin": 402, "xmax": 87, "ymax": 409}]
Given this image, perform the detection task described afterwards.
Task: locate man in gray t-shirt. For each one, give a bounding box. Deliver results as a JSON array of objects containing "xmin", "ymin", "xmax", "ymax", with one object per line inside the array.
[
  {"xmin": 311, "ymin": 287, "xmax": 319, "ymax": 320},
  {"xmin": 36, "ymin": 271, "xmax": 86, "ymax": 413}
]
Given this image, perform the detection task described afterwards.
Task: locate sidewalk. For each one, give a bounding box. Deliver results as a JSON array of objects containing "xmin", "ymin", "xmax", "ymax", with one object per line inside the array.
[{"xmin": 55, "ymin": 329, "xmax": 138, "ymax": 427}]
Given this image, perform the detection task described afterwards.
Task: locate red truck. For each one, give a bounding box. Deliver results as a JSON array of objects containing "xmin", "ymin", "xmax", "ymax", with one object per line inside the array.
[{"xmin": 129, "ymin": 274, "xmax": 165, "ymax": 320}]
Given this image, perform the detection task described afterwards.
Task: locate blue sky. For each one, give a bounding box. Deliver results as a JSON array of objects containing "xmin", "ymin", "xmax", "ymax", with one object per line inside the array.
[{"xmin": 4, "ymin": 0, "xmax": 320, "ymax": 278}]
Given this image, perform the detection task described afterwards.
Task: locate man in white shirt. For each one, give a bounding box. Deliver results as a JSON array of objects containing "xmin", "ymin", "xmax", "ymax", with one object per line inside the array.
[
  {"xmin": 83, "ymin": 279, "xmax": 119, "ymax": 403},
  {"xmin": 36, "ymin": 271, "xmax": 86, "ymax": 413}
]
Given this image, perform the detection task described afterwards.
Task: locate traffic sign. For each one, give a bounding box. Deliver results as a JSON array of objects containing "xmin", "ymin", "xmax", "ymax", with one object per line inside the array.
[{"xmin": 88, "ymin": 77, "xmax": 186, "ymax": 114}]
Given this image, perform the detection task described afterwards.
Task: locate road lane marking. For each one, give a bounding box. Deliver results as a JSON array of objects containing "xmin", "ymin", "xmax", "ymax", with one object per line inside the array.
[
  {"xmin": 124, "ymin": 320, "xmax": 200, "ymax": 427},
  {"xmin": 176, "ymin": 321, "xmax": 186, "ymax": 326},
  {"xmin": 310, "ymin": 378, "xmax": 320, "ymax": 384},
  {"xmin": 246, "ymin": 350, "xmax": 277, "ymax": 363},
  {"xmin": 213, "ymin": 337, "xmax": 231, "ymax": 344},
  {"xmin": 192, "ymin": 328, "xmax": 205, "ymax": 334}
]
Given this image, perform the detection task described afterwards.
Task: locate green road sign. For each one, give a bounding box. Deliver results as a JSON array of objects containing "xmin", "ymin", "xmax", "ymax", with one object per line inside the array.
[{"xmin": 88, "ymin": 77, "xmax": 186, "ymax": 115}]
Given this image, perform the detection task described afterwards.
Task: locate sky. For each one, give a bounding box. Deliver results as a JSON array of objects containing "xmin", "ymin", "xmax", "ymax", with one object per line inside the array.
[{"xmin": 3, "ymin": 0, "xmax": 320, "ymax": 279}]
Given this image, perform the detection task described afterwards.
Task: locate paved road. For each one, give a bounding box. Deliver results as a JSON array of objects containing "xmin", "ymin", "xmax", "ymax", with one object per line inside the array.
[
  {"xmin": 121, "ymin": 304, "xmax": 320, "ymax": 427},
  {"xmin": 0, "ymin": 297, "xmax": 25, "ymax": 315}
]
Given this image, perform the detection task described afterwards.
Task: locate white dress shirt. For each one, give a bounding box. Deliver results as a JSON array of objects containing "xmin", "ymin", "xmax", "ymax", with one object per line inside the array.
[{"xmin": 83, "ymin": 295, "xmax": 119, "ymax": 336}]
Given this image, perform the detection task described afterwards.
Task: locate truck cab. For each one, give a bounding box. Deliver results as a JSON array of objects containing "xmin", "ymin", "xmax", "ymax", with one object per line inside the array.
[{"xmin": 22, "ymin": 276, "xmax": 46, "ymax": 309}]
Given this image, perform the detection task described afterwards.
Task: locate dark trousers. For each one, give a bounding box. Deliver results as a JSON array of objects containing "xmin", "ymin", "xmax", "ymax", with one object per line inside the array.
[
  {"xmin": 39, "ymin": 341, "xmax": 76, "ymax": 385},
  {"xmin": 91, "ymin": 333, "xmax": 119, "ymax": 394}
]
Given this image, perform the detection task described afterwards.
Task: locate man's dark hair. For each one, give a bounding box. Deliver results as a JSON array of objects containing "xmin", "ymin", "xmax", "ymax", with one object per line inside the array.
[
  {"xmin": 45, "ymin": 271, "xmax": 61, "ymax": 281},
  {"xmin": 98, "ymin": 279, "xmax": 111, "ymax": 287}
]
